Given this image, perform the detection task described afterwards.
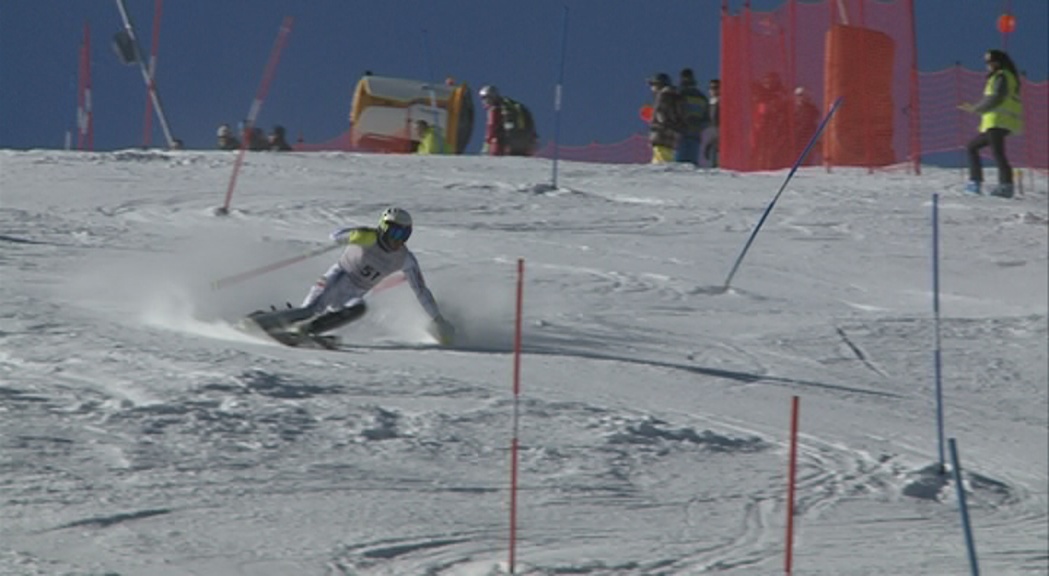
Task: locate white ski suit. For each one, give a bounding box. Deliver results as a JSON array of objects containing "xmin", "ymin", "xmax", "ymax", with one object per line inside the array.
[{"xmin": 301, "ymin": 226, "xmax": 442, "ymax": 321}]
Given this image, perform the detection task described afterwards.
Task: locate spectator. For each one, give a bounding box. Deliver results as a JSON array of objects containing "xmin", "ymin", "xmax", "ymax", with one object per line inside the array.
[
  {"xmin": 243, "ymin": 122, "xmax": 268, "ymax": 151},
  {"xmin": 647, "ymin": 72, "xmax": 684, "ymax": 164},
  {"xmin": 675, "ymin": 68, "xmax": 711, "ymax": 165},
  {"xmin": 792, "ymin": 87, "xmax": 821, "ymax": 165},
  {"xmin": 268, "ymin": 125, "xmax": 293, "ymax": 151},
  {"xmin": 479, "ymin": 85, "xmax": 537, "ymax": 157},
  {"xmin": 704, "ymin": 78, "xmax": 720, "ymax": 167},
  {"xmin": 479, "ymin": 85, "xmax": 506, "ymax": 155},
  {"xmin": 750, "ymin": 72, "xmax": 790, "ymax": 169},
  {"xmin": 959, "ymin": 49, "xmax": 1023, "ymax": 198},
  {"xmin": 414, "ymin": 120, "xmax": 445, "ymax": 154},
  {"xmin": 217, "ymin": 124, "xmax": 240, "ymax": 150}
]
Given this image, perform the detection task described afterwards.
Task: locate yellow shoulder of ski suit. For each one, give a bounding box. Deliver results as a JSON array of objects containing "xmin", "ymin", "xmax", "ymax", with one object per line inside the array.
[{"xmin": 346, "ymin": 228, "xmax": 378, "ymax": 246}]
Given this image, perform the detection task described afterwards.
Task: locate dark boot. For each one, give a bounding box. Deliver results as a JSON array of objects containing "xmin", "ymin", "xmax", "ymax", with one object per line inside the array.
[
  {"xmin": 300, "ymin": 303, "xmax": 367, "ymax": 335},
  {"xmin": 246, "ymin": 306, "xmax": 316, "ymax": 334},
  {"xmin": 990, "ymin": 183, "xmax": 1015, "ymax": 198}
]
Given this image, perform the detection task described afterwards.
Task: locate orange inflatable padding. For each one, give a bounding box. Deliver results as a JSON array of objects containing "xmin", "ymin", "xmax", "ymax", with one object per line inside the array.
[
  {"xmin": 823, "ymin": 25, "xmax": 896, "ymax": 167},
  {"xmin": 350, "ymin": 75, "xmax": 474, "ymax": 154}
]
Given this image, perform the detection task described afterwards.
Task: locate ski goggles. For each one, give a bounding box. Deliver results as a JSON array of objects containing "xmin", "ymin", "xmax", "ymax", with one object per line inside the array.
[{"xmin": 382, "ymin": 222, "xmax": 412, "ymax": 242}]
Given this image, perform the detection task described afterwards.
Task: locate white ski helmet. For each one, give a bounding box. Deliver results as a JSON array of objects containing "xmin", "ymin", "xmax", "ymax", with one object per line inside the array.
[{"xmin": 378, "ymin": 207, "xmax": 413, "ymax": 243}]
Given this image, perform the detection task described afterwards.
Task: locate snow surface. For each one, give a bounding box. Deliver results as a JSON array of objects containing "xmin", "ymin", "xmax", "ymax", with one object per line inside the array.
[{"xmin": 0, "ymin": 149, "xmax": 1046, "ymax": 575}]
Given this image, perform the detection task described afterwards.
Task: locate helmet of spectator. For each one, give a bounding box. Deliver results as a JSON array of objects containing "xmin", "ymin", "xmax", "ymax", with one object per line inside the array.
[
  {"xmin": 479, "ymin": 85, "xmax": 499, "ymax": 100},
  {"xmin": 217, "ymin": 124, "xmax": 232, "ymax": 138},
  {"xmin": 648, "ymin": 73, "xmax": 671, "ymax": 87}
]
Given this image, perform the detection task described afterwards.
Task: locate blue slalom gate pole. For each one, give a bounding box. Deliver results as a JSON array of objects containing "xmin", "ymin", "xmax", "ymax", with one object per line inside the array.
[
  {"xmin": 949, "ymin": 438, "xmax": 981, "ymax": 576},
  {"xmin": 720, "ymin": 96, "xmax": 843, "ymax": 292},
  {"xmin": 933, "ymin": 193, "xmax": 946, "ymax": 474},
  {"xmin": 550, "ymin": 5, "xmax": 569, "ymax": 189}
]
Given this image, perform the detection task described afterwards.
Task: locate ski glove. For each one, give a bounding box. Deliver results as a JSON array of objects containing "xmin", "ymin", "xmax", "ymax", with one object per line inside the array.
[{"xmin": 429, "ymin": 315, "xmax": 456, "ymax": 346}]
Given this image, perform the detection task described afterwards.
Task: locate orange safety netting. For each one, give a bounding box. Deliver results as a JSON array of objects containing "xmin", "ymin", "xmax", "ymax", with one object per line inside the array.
[
  {"xmin": 293, "ymin": 21, "xmax": 1046, "ymax": 172},
  {"xmin": 720, "ymin": 0, "xmax": 919, "ymax": 172}
]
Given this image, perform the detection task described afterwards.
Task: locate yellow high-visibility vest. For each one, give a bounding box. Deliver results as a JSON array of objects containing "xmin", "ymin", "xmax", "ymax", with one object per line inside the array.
[
  {"xmin": 980, "ymin": 70, "xmax": 1023, "ymax": 135},
  {"xmin": 417, "ymin": 127, "xmax": 446, "ymax": 155}
]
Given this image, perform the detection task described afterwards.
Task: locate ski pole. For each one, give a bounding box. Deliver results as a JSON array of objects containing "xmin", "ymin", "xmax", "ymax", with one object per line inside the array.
[{"xmin": 210, "ymin": 242, "xmax": 340, "ymax": 291}]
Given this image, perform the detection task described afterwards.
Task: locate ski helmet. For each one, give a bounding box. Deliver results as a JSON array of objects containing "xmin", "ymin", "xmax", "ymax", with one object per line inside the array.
[
  {"xmin": 378, "ymin": 207, "xmax": 413, "ymax": 244},
  {"xmin": 648, "ymin": 73, "xmax": 671, "ymax": 87},
  {"xmin": 478, "ymin": 85, "xmax": 499, "ymax": 100}
]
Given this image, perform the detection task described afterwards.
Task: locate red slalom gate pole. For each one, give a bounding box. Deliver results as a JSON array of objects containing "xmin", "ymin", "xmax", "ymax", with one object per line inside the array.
[
  {"xmin": 217, "ymin": 16, "xmax": 293, "ymax": 215},
  {"xmin": 508, "ymin": 258, "xmax": 524, "ymax": 573},
  {"xmin": 785, "ymin": 395, "xmax": 800, "ymax": 575}
]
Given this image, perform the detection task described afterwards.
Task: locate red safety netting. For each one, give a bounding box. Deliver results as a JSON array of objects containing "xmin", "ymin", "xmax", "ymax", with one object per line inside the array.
[
  {"xmin": 720, "ymin": 0, "xmax": 919, "ymax": 172},
  {"xmin": 533, "ymin": 136, "xmax": 651, "ymax": 164},
  {"xmin": 292, "ymin": 130, "xmax": 655, "ymax": 163},
  {"xmin": 292, "ymin": 127, "xmax": 413, "ymax": 154},
  {"xmin": 292, "ymin": 131, "xmax": 357, "ymax": 152}
]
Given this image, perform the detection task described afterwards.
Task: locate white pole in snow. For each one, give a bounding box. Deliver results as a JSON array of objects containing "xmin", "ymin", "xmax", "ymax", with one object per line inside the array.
[
  {"xmin": 550, "ymin": 6, "xmax": 569, "ymax": 189},
  {"xmin": 115, "ymin": 0, "xmax": 175, "ymax": 148}
]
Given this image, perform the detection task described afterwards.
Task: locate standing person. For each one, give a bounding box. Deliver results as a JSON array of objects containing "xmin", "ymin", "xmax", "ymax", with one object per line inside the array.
[
  {"xmin": 265, "ymin": 208, "xmax": 456, "ymax": 344},
  {"xmin": 749, "ymin": 72, "xmax": 790, "ymax": 170},
  {"xmin": 479, "ymin": 85, "xmax": 507, "ymax": 156},
  {"xmin": 217, "ymin": 124, "xmax": 240, "ymax": 150},
  {"xmin": 792, "ymin": 87, "xmax": 821, "ymax": 165},
  {"xmin": 268, "ymin": 125, "xmax": 293, "ymax": 151},
  {"xmin": 414, "ymin": 120, "xmax": 445, "ymax": 155},
  {"xmin": 959, "ymin": 49, "xmax": 1023, "ymax": 198},
  {"xmin": 647, "ymin": 72, "xmax": 684, "ymax": 164},
  {"xmin": 479, "ymin": 85, "xmax": 537, "ymax": 157},
  {"xmin": 675, "ymin": 68, "xmax": 711, "ymax": 166},
  {"xmin": 704, "ymin": 78, "xmax": 720, "ymax": 168},
  {"xmin": 236, "ymin": 120, "xmax": 268, "ymax": 151},
  {"xmin": 248, "ymin": 126, "xmax": 269, "ymax": 151}
]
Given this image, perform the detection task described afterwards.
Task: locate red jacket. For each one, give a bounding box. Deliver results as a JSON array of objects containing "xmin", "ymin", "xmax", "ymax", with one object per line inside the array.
[{"xmin": 484, "ymin": 100, "xmax": 506, "ymax": 156}]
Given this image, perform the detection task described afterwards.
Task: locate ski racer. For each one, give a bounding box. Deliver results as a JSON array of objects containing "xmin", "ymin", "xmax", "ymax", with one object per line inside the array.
[{"xmin": 297, "ymin": 207, "xmax": 455, "ymax": 345}]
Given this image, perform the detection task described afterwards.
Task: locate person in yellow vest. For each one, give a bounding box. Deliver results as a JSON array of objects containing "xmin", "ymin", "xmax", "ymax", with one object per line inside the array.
[
  {"xmin": 414, "ymin": 120, "xmax": 445, "ymax": 155},
  {"xmin": 959, "ymin": 49, "xmax": 1023, "ymax": 198}
]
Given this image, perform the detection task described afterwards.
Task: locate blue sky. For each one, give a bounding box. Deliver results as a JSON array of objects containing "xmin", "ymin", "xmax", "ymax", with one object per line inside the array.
[{"xmin": 1, "ymin": 1, "xmax": 1046, "ymax": 153}]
